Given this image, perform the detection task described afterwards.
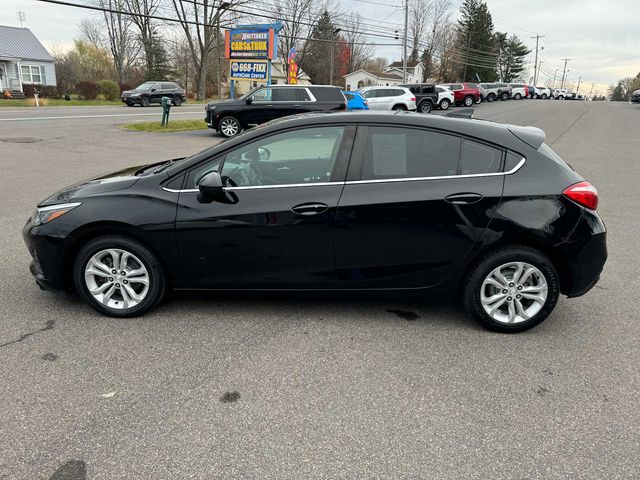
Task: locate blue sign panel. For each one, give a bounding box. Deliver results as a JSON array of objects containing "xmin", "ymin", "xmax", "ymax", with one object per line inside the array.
[{"xmin": 229, "ymin": 60, "xmax": 269, "ymax": 81}]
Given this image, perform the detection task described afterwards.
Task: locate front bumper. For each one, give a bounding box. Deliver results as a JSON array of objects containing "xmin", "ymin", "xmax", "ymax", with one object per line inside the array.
[
  {"xmin": 122, "ymin": 96, "xmax": 140, "ymax": 104},
  {"xmin": 205, "ymin": 109, "xmax": 219, "ymax": 130},
  {"xmin": 22, "ymin": 218, "xmax": 70, "ymax": 291},
  {"xmin": 631, "ymin": 96, "xmax": 640, "ymax": 103}
]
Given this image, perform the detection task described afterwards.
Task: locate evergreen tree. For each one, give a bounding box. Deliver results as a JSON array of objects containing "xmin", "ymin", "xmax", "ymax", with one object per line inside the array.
[
  {"xmin": 144, "ymin": 31, "xmax": 172, "ymax": 81},
  {"xmin": 495, "ymin": 33, "xmax": 530, "ymax": 82},
  {"xmin": 456, "ymin": 0, "xmax": 496, "ymax": 82},
  {"xmin": 300, "ymin": 10, "xmax": 337, "ymax": 84},
  {"xmin": 609, "ymin": 82, "xmax": 625, "ymax": 101}
]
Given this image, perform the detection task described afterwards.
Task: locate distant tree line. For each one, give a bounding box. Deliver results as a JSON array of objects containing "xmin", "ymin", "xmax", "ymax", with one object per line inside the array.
[{"xmin": 608, "ymin": 72, "xmax": 640, "ymax": 101}]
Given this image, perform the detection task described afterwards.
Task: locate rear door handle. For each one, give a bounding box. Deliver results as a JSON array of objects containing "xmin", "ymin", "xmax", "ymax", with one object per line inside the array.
[
  {"xmin": 444, "ymin": 193, "xmax": 483, "ymax": 204},
  {"xmin": 291, "ymin": 202, "xmax": 329, "ymax": 215}
]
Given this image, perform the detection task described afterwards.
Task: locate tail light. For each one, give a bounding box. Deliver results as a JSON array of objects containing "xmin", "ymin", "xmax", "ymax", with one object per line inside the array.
[
  {"xmin": 410, "ymin": 97, "xmax": 416, "ymax": 102},
  {"xmin": 563, "ymin": 181, "xmax": 598, "ymax": 210}
]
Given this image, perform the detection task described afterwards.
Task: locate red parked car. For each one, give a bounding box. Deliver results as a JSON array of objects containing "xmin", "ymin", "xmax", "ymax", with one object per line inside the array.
[{"xmin": 438, "ymin": 82, "xmax": 481, "ymax": 107}]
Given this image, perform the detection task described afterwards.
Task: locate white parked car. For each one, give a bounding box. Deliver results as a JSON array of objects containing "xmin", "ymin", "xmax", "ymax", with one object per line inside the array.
[
  {"xmin": 436, "ymin": 86, "xmax": 454, "ymax": 110},
  {"xmin": 551, "ymin": 88, "xmax": 568, "ymax": 100},
  {"xmin": 534, "ymin": 87, "xmax": 551, "ymax": 99},
  {"xmin": 359, "ymin": 86, "xmax": 417, "ymax": 111},
  {"xmin": 508, "ymin": 83, "xmax": 527, "ymax": 100}
]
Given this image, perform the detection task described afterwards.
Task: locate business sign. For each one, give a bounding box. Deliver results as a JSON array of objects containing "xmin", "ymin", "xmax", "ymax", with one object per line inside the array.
[
  {"xmin": 225, "ymin": 28, "xmax": 276, "ymax": 60},
  {"xmin": 287, "ymin": 47, "xmax": 298, "ymax": 85},
  {"xmin": 229, "ymin": 60, "xmax": 269, "ymax": 81}
]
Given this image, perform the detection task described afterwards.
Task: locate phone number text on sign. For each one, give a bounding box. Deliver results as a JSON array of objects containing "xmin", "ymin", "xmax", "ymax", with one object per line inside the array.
[{"xmin": 229, "ymin": 60, "xmax": 269, "ymax": 81}]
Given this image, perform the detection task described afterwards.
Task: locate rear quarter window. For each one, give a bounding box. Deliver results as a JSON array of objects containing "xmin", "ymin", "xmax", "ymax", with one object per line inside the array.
[
  {"xmin": 308, "ymin": 87, "xmax": 343, "ymax": 102},
  {"xmin": 460, "ymin": 140, "xmax": 502, "ymax": 174}
]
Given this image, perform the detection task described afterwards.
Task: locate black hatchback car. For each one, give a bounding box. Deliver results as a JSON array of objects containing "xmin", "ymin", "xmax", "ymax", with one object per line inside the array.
[
  {"xmin": 121, "ymin": 81, "xmax": 185, "ymax": 107},
  {"xmin": 23, "ymin": 111, "xmax": 606, "ymax": 332},
  {"xmin": 205, "ymin": 85, "xmax": 347, "ymax": 138}
]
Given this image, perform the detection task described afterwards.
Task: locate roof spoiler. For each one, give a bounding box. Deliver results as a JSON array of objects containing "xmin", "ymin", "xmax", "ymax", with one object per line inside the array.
[
  {"xmin": 508, "ymin": 125, "xmax": 546, "ymax": 149},
  {"xmin": 446, "ymin": 108, "xmax": 474, "ymax": 119}
]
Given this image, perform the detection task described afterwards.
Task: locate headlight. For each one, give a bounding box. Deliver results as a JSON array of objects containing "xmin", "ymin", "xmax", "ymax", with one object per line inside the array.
[{"xmin": 32, "ymin": 202, "xmax": 81, "ymax": 226}]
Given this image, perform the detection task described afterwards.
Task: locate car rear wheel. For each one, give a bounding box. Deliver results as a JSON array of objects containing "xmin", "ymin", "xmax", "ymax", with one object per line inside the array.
[
  {"xmin": 463, "ymin": 246, "xmax": 560, "ymax": 333},
  {"xmin": 500, "ymin": 92, "xmax": 509, "ymax": 101},
  {"xmin": 438, "ymin": 98, "xmax": 450, "ymax": 110},
  {"xmin": 487, "ymin": 93, "xmax": 496, "ymax": 102},
  {"xmin": 514, "ymin": 93, "xmax": 522, "ymax": 100},
  {"xmin": 172, "ymin": 95, "xmax": 183, "ymax": 106},
  {"xmin": 392, "ymin": 104, "xmax": 407, "ymax": 111},
  {"xmin": 541, "ymin": 93, "xmax": 548, "ymax": 99},
  {"xmin": 140, "ymin": 96, "xmax": 150, "ymax": 107},
  {"xmin": 219, "ymin": 116, "xmax": 241, "ymax": 137},
  {"xmin": 418, "ymin": 101, "xmax": 432, "ymax": 113},
  {"xmin": 463, "ymin": 95, "xmax": 474, "ymax": 107},
  {"xmin": 73, "ymin": 236, "xmax": 166, "ymax": 317}
]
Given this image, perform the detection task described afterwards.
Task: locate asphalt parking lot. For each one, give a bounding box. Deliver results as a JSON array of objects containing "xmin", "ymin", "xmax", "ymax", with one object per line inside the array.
[{"xmin": 1, "ymin": 100, "xmax": 639, "ymax": 479}]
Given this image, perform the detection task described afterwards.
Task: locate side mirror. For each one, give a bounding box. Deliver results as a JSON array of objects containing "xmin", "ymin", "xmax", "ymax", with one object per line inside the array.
[
  {"xmin": 197, "ymin": 171, "xmax": 225, "ymax": 202},
  {"xmin": 245, "ymin": 97, "xmax": 253, "ymax": 105},
  {"xmin": 151, "ymin": 88, "xmax": 156, "ymax": 92}
]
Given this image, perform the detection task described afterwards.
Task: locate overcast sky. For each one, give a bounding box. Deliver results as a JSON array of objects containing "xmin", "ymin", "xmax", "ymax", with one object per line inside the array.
[{"xmin": 1, "ymin": 0, "xmax": 638, "ymax": 95}]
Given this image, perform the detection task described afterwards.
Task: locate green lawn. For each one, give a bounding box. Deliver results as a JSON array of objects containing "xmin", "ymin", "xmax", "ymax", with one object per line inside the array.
[
  {"xmin": 122, "ymin": 119, "xmax": 208, "ymax": 133},
  {"xmin": 0, "ymin": 98, "xmax": 210, "ymax": 107}
]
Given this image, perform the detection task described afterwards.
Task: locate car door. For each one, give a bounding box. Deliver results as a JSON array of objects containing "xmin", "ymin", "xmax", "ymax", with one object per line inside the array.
[
  {"xmin": 246, "ymin": 87, "xmax": 274, "ymax": 124},
  {"xmin": 362, "ymin": 89, "xmax": 382, "ymax": 110},
  {"xmin": 149, "ymin": 82, "xmax": 163, "ymax": 103},
  {"xmin": 270, "ymin": 87, "xmax": 301, "ymax": 119},
  {"xmin": 334, "ymin": 125, "xmax": 505, "ymax": 289},
  {"xmin": 173, "ymin": 124, "xmax": 355, "ymax": 288}
]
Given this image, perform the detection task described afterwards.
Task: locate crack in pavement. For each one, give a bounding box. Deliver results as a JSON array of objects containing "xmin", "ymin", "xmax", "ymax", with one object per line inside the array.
[
  {"xmin": 550, "ymin": 106, "xmax": 591, "ymax": 146},
  {"xmin": 0, "ymin": 320, "xmax": 55, "ymax": 348}
]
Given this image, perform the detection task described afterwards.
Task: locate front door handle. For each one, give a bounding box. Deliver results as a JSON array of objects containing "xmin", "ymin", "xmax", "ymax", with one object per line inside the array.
[
  {"xmin": 291, "ymin": 202, "xmax": 329, "ymax": 215},
  {"xmin": 444, "ymin": 192, "xmax": 483, "ymax": 204}
]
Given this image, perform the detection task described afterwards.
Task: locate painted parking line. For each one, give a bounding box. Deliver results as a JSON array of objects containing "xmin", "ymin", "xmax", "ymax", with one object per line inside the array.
[{"xmin": 0, "ymin": 111, "xmax": 205, "ymax": 121}]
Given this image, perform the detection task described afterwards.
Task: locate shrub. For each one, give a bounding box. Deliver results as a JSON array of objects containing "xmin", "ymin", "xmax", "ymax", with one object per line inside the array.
[
  {"xmin": 98, "ymin": 80, "xmax": 120, "ymax": 101},
  {"xmin": 77, "ymin": 80, "xmax": 99, "ymax": 100},
  {"xmin": 22, "ymin": 84, "xmax": 60, "ymax": 98}
]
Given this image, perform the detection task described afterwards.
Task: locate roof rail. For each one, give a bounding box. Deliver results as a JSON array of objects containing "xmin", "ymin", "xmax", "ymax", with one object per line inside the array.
[{"xmin": 446, "ymin": 108, "xmax": 475, "ymax": 119}]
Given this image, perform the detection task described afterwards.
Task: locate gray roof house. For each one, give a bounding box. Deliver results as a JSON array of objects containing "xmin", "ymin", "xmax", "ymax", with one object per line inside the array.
[{"xmin": 0, "ymin": 25, "xmax": 57, "ymax": 97}]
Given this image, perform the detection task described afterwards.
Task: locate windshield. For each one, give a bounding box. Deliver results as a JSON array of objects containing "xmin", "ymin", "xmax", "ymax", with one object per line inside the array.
[{"xmin": 135, "ymin": 82, "xmax": 156, "ymax": 91}]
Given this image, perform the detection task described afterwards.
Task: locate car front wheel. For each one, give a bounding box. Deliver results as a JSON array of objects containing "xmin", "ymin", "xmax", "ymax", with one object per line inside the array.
[
  {"xmin": 439, "ymin": 98, "xmax": 450, "ymax": 110},
  {"xmin": 463, "ymin": 246, "xmax": 560, "ymax": 333},
  {"xmin": 219, "ymin": 116, "xmax": 242, "ymax": 137},
  {"xmin": 140, "ymin": 96, "xmax": 150, "ymax": 107},
  {"xmin": 463, "ymin": 95, "xmax": 474, "ymax": 107},
  {"xmin": 514, "ymin": 93, "xmax": 521, "ymax": 100},
  {"xmin": 73, "ymin": 236, "xmax": 167, "ymax": 317}
]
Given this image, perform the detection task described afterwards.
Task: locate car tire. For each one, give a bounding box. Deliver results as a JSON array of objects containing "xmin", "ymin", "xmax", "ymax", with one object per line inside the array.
[
  {"xmin": 392, "ymin": 104, "xmax": 407, "ymax": 111},
  {"xmin": 463, "ymin": 245, "xmax": 560, "ymax": 333},
  {"xmin": 219, "ymin": 115, "xmax": 242, "ymax": 137},
  {"xmin": 73, "ymin": 235, "xmax": 167, "ymax": 318},
  {"xmin": 514, "ymin": 93, "xmax": 521, "ymax": 100},
  {"xmin": 463, "ymin": 95, "xmax": 474, "ymax": 107},
  {"xmin": 487, "ymin": 93, "xmax": 496, "ymax": 102},
  {"xmin": 172, "ymin": 95, "xmax": 183, "ymax": 106},
  {"xmin": 500, "ymin": 92, "xmax": 509, "ymax": 101},
  {"xmin": 438, "ymin": 98, "xmax": 450, "ymax": 110},
  {"xmin": 558, "ymin": 96, "xmax": 564, "ymax": 100},
  {"xmin": 418, "ymin": 101, "xmax": 432, "ymax": 113},
  {"xmin": 542, "ymin": 94, "xmax": 548, "ymax": 99},
  {"xmin": 140, "ymin": 96, "xmax": 150, "ymax": 107}
]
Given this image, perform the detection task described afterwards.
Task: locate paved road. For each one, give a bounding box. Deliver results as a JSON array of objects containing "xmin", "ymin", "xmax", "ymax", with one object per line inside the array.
[{"xmin": 0, "ymin": 101, "xmax": 638, "ymax": 479}]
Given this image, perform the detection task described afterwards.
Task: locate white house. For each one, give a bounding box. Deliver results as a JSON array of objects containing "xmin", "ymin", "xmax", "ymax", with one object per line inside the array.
[
  {"xmin": 232, "ymin": 60, "xmax": 311, "ymax": 95},
  {"xmin": 343, "ymin": 60, "xmax": 425, "ymax": 91},
  {"xmin": 0, "ymin": 25, "xmax": 57, "ymax": 98}
]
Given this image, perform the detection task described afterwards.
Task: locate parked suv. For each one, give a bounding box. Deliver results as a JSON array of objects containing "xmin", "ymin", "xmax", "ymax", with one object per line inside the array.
[
  {"xmin": 435, "ymin": 86, "xmax": 454, "ymax": 110},
  {"xmin": 121, "ymin": 81, "xmax": 185, "ymax": 107},
  {"xmin": 479, "ymin": 83, "xmax": 512, "ymax": 102},
  {"xmin": 551, "ymin": 88, "xmax": 568, "ymax": 100},
  {"xmin": 632, "ymin": 89, "xmax": 640, "ymax": 103},
  {"xmin": 400, "ymin": 83, "xmax": 438, "ymax": 113},
  {"xmin": 508, "ymin": 83, "xmax": 527, "ymax": 100},
  {"xmin": 438, "ymin": 83, "xmax": 481, "ymax": 107},
  {"xmin": 205, "ymin": 85, "xmax": 347, "ymax": 137},
  {"xmin": 359, "ymin": 86, "xmax": 417, "ymax": 111},
  {"xmin": 534, "ymin": 86, "xmax": 551, "ymax": 99}
]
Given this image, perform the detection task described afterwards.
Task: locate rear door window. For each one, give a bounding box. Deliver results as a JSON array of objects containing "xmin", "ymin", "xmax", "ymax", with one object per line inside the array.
[
  {"xmin": 361, "ymin": 126, "xmax": 461, "ymax": 179},
  {"xmin": 390, "ymin": 89, "xmax": 405, "ymax": 96},
  {"xmin": 460, "ymin": 140, "xmax": 502, "ymax": 174},
  {"xmin": 308, "ymin": 87, "xmax": 342, "ymax": 101}
]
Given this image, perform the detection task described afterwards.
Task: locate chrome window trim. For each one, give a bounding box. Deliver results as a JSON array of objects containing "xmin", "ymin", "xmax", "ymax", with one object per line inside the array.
[{"xmin": 162, "ymin": 158, "xmax": 525, "ymax": 193}]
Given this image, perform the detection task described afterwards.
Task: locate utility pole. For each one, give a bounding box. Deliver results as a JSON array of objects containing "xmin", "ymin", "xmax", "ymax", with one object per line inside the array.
[
  {"xmin": 531, "ymin": 34, "xmax": 545, "ymax": 85},
  {"xmin": 329, "ymin": 28, "xmax": 342, "ymax": 86},
  {"xmin": 576, "ymin": 75, "xmax": 582, "ymax": 95},
  {"xmin": 463, "ymin": 29, "xmax": 472, "ymax": 81},
  {"xmin": 552, "ymin": 68, "xmax": 558, "ymax": 88},
  {"xmin": 589, "ymin": 82, "xmax": 594, "ymax": 98},
  {"xmin": 560, "ymin": 58, "xmax": 571, "ymax": 89},
  {"xmin": 402, "ymin": 0, "xmax": 408, "ymax": 83}
]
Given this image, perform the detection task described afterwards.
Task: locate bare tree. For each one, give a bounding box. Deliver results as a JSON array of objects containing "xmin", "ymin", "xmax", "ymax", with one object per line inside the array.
[
  {"xmin": 408, "ymin": 0, "xmax": 431, "ymax": 62},
  {"xmin": 123, "ymin": 0, "xmax": 161, "ymax": 74},
  {"xmin": 171, "ymin": 0, "xmax": 244, "ymax": 100},
  {"xmin": 421, "ymin": 0, "xmax": 453, "ymax": 80},
  {"xmin": 342, "ymin": 12, "xmax": 373, "ymax": 73},
  {"xmin": 363, "ymin": 57, "xmax": 388, "ymax": 73},
  {"xmin": 79, "ymin": 18, "xmax": 105, "ymax": 48},
  {"xmin": 99, "ymin": 0, "xmax": 140, "ymax": 84}
]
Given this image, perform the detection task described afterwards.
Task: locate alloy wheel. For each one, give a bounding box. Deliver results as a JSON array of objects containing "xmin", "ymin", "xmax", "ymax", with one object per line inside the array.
[
  {"xmin": 84, "ymin": 248, "xmax": 150, "ymax": 310},
  {"xmin": 464, "ymin": 96, "xmax": 474, "ymax": 106},
  {"xmin": 220, "ymin": 118, "xmax": 239, "ymax": 137},
  {"xmin": 480, "ymin": 261, "xmax": 548, "ymax": 324}
]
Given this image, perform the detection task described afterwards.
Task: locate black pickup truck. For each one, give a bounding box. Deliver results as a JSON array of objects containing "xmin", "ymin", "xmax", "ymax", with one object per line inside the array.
[{"xmin": 400, "ymin": 83, "xmax": 439, "ymax": 113}]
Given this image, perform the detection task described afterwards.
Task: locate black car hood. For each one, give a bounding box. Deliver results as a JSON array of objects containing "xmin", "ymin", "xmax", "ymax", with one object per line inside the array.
[
  {"xmin": 206, "ymin": 99, "xmax": 239, "ymax": 108},
  {"xmin": 38, "ymin": 164, "xmax": 149, "ymax": 206}
]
